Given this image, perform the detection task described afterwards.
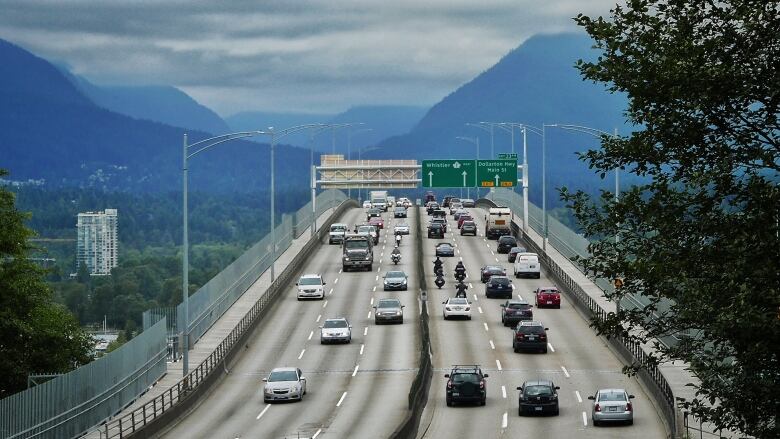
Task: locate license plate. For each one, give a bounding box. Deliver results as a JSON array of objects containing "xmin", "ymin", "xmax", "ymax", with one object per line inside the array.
[
  {"xmin": 530, "ymin": 265, "xmax": 536, "ymax": 268},
  {"xmin": 453, "ymin": 393, "xmax": 460, "ymax": 396},
  {"xmin": 528, "ymin": 336, "xmax": 536, "ymax": 341},
  {"xmin": 609, "ymin": 407, "xmax": 618, "ymax": 412},
  {"xmin": 547, "ymin": 301, "xmax": 553, "ymax": 304},
  {"xmin": 534, "ymin": 407, "xmax": 542, "ymax": 411}
]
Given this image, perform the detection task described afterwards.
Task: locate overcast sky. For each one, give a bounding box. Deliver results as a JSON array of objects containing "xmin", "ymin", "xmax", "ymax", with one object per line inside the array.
[{"xmin": 0, "ymin": 0, "xmax": 617, "ymax": 116}]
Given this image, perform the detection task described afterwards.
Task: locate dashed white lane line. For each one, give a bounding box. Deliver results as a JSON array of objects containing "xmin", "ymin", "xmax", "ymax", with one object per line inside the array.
[
  {"xmin": 370, "ymin": 297, "xmax": 374, "ymax": 305},
  {"xmin": 256, "ymin": 404, "xmax": 271, "ymax": 419},
  {"xmin": 352, "ymin": 364, "xmax": 360, "ymax": 377},
  {"xmin": 336, "ymin": 392, "xmax": 348, "ymax": 407},
  {"xmin": 316, "ymin": 314, "xmax": 321, "ymax": 323},
  {"xmin": 490, "ymin": 250, "xmax": 495, "ymax": 255},
  {"xmin": 561, "ymin": 366, "xmax": 570, "ymax": 378},
  {"xmin": 489, "ymin": 340, "xmax": 495, "ymax": 350},
  {"xmin": 372, "ymin": 286, "xmax": 377, "ymax": 292},
  {"xmin": 360, "ymin": 344, "xmax": 365, "ymax": 355},
  {"xmin": 469, "ymin": 283, "xmax": 473, "ymax": 289},
  {"xmin": 375, "ymin": 275, "xmax": 379, "ymax": 281},
  {"xmin": 308, "ymin": 331, "xmax": 313, "ymax": 341},
  {"xmin": 367, "ymin": 311, "xmax": 372, "ymax": 319},
  {"xmin": 381, "ymin": 252, "xmax": 384, "ymax": 257},
  {"xmin": 338, "ymin": 268, "xmax": 342, "ymax": 274},
  {"xmin": 496, "ymin": 359, "xmax": 503, "ymax": 371},
  {"xmin": 364, "ymin": 327, "xmax": 368, "ymax": 336},
  {"xmin": 582, "ymin": 411, "xmax": 588, "ymax": 427},
  {"xmin": 457, "ymin": 249, "xmax": 461, "ymax": 254},
  {"xmin": 502, "ymin": 412, "xmax": 508, "ymax": 429},
  {"xmin": 298, "ymin": 349, "xmax": 306, "ymax": 360},
  {"xmin": 334, "ymin": 278, "xmax": 339, "ymax": 284},
  {"xmin": 575, "ymin": 390, "xmax": 583, "ymax": 403},
  {"xmin": 483, "ymin": 323, "xmax": 489, "ymax": 331},
  {"xmin": 473, "ymin": 294, "xmax": 478, "ymax": 301},
  {"xmin": 478, "ymin": 306, "xmax": 483, "ymax": 314},
  {"xmin": 486, "ymin": 243, "xmax": 491, "ymax": 248},
  {"xmin": 329, "ymin": 288, "xmax": 334, "ymax": 295},
  {"xmin": 377, "ymin": 266, "xmax": 381, "ymax": 272},
  {"xmin": 501, "ymin": 385, "xmax": 507, "ymax": 399},
  {"xmin": 323, "ymin": 300, "xmax": 328, "ymax": 308},
  {"xmin": 312, "ymin": 428, "xmax": 322, "ymax": 439},
  {"xmin": 495, "ymin": 257, "xmax": 499, "ymax": 262},
  {"xmin": 548, "ymin": 343, "xmax": 555, "ymax": 352}
]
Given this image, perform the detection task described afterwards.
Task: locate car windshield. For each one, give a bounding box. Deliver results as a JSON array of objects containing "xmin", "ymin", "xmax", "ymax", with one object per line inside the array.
[
  {"xmin": 299, "ymin": 277, "xmax": 322, "ymax": 286},
  {"xmin": 386, "ymin": 271, "xmax": 405, "ymax": 278},
  {"xmin": 378, "ymin": 300, "xmax": 400, "ymax": 308},
  {"xmin": 507, "ymin": 303, "xmax": 530, "ymax": 309},
  {"xmin": 525, "ymin": 385, "xmax": 553, "ymax": 396},
  {"xmin": 331, "ymin": 225, "xmax": 346, "ymax": 232},
  {"xmin": 345, "ymin": 240, "xmax": 367, "ymax": 249},
  {"xmin": 268, "ymin": 370, "xmax": 298, "ymax": 382},
  {"xmin": 599, "ymin": 391, "xmax": 627, "ymax": 401},
  {"xmin": 323, "ymin": 320, "xmax": 348, "ymax": 328},
  {"xmin": 449, "ymin": 298, "xmax": 468, "ymax": 305},
  {"xmin": 491, "ymin": 278, "xmax": 511, "ymax": 285},
  {"xmin": 358, "ymin": 226, "xmax": 373, "ymax": 233},
  {"xmin": 452, "ymin": 373, "xmax": 479, "ymax": 384}
]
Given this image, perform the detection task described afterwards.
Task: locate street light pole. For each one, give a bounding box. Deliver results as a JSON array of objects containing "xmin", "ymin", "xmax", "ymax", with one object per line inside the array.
[
  {"xmin": 270, "ymin": 129, "xmax": 276, "ymax": 282},
  {"xmin": 542, "ymin": 124, "xmax": 547, "ymax": 252}
]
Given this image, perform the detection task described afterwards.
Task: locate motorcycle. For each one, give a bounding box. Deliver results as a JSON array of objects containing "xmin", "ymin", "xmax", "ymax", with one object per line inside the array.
[
  {"xmin": 454, "ymin": 269, "xmax": 466, "ymax": 282},
  {"xmin": 391, "ymin": 252, "xmax": 401, "ymax": 264},
  {"xmin": 434, "ymin": 275, "xmax": 446, "ymax": 289},
  {"xmin": 455, "ymin": 281, "xmax": 468, "ymax": 297},
  {"xmin": 434, "ymin": 267, "xmax": 444, "ymax": 277}
]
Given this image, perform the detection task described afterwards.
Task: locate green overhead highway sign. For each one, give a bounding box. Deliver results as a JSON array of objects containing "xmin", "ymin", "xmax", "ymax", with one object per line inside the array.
[
  {"xmin": 476, "ymin": 159, "xmax": 517, "ymax": 188},
  {"xmin": 422, "ymin": 160, "xmax": 476, "ymax": 188},
  {"xmin": 497, "ymin": 153, "xmax": 518, "ymax": 159}
]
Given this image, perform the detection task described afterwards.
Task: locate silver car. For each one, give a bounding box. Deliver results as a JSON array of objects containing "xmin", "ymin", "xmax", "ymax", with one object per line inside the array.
[
  {"xmin": 383, "ymin": 270, "xmax": 409, "ymax": 291},
  {"xmin": 262, "ymin": 367, "xmax": 307, "ymax": 403},
  {"xmin": 373, "ymin": 298, "xmax": 404, "ymax": 324},
  {"xmin": 320, "ymin": 318, "xmax": 352, "ymax": 344},
  {"xmin": 588, "ymin": 388, "xmax": 635, "ymax": 425}
]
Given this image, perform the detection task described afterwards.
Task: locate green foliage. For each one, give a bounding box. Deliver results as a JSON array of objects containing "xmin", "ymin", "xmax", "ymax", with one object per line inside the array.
[
  {"xmin": 0, "ymin": 170, "xmax": 92, "ymax": 397},
  {"xmin": 567, "ymin": 2, "xmax": 779, "ymax": 437}
]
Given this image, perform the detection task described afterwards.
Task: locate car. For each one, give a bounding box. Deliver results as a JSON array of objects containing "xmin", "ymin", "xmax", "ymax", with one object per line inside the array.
[
  {"xmin": 424, "ymin": 191, "xmax": 436, "ymax": 203},
  {"xmin": 449, "ymin": 202, "xmax": 463, "ymax": 215},
  {"xmin": 320, "ymin": 318, "xmax": 352, "ymax": 344},
  {"xmin": 497, "ymin": 236, "xmax": 518, "ymax": 253},
  {"xmin": 457, "ymin": 214, "xmax": 473, "ymax": 228},
  {"xmin": 296, "ymin": 274, "xmax": 325, "ymax": 300},
  {"xmin": 442, "ymin": 196, "xmax": 454, "ymax": 208},
  {"xmin": 356, "ymin": 224, "xmax": 379, "ymax": 245},
  {"xmin": 445, "ymin": 365, "xmax": 488, "ymax": 406},
  {"xmin": 517, "ymin": 380, "xmax": 560, "ymax": 416},
  {"xmin": 426, "ymin": 202, "xmax": 440, "ymax": 215},
  {"xmin": 428, "ymin": 223, "xmax": 445, "ymax": 239},
  {"xmin": 383, "ymin": 270, "xmax": 408, "ymax": 291},
  {"xmin": 263, "ymin": 367, "xmax": 307, "ymax": 402},
  {"xmin": 534, "ymin": 286, "xmax": 561, "ymax": 308},
  {"xmin": 399, "ymin": 197, "xmax": 412, "ymax": 208},
  {"xmin": 460, "ymin": 220, "xmax": 477, "ymax": 236},
  {"xmin": 368, "ymin": 216, "xmax": 384, "ymax": 229},
  {"xmin": 453, "ymin": 208, "xmax": 468, "ymax": 220},
  {"xmin": 501, "ymin": 300, "xmax": 533, "ymax": 326},
  {"xmin": 461, "ymin": 198, "xmax": 475, "ymax": 207},
  {"xmin": 485, "ymin": 275, "xmax": 513, "ymax": 299},
  {"xmin": 435, "ymin": 242, "xmax": 455, "ymax": 257},
  {"xmin": 394, "ymin": 223, "xmax": 410, "ymax": 235},
  {"xmin": 588, "ymin": 388, "xmax": 635, "ymax": 426},
  {"xmin": 442, "ymin": 297, "xmax": 472, "ymax": 320},
  {"xmin": 480, "ymin": 265, "xmax": 506, "ymax": 283},
  {"xmin": 366, "ymin": 208, "xmax": 382, "ymax": 220},
  {"xmin": 328, "ymin": 223, "xmax": 348, "ymax": 245},
  {"xmin": 362, "ymin": 200, "xmax": 372, "ymax": 209},
  {"xmin": 430, "ymin": 217, "xmax": 448, "ymax": 232},
  {"xmin": 512, "ymin": 321, "xmax": 549, "ymax": 353},
  {"xmin": 393, "ymin": 206, "xmax": 407, "ymax": 218},
  {"xmin": 373, "ymin": 298, "xmax": 404, "ymax": 324},
  {"xmin": 514, "ymin": 252, "xmax": 540, "ymax": 278},
  {"xmin": 431, "ymin": 209, "xmax": 447, "ymax": 219},
  {"xmin": 507, "ymin": 246, "xmax": 527, "ymax": 263}
]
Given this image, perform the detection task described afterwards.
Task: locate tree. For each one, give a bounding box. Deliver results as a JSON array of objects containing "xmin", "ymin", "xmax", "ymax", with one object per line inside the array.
[
  {"xmin": 0, "ymin": 169, "xmax": 92, "ymax": 397},
  {"xmin": 564, "ymin": 1, "xmax": 780, "ymax": 437}
]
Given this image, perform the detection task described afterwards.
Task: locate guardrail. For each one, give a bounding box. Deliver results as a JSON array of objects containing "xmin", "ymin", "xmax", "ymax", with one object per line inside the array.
[
  {"xmin": 477, "ymin": 196, "xmax": 680, "ymax": 438},
  {"xmin": 95, "ymin": 197, "xmax": 357, "ymax": 438}
]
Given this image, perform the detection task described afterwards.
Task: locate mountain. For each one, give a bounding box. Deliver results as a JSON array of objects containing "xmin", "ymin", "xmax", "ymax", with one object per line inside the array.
[
  {"xmin": 0, "ymin": 38, "xmax": 313, "ymax": 196},
  {"xmin": 367, "ymin": 33, "xmax": 631, "ymax": 204},
  {"xmin": 62, "ymin": 72, "xmax": 230, "ymax": 135}
]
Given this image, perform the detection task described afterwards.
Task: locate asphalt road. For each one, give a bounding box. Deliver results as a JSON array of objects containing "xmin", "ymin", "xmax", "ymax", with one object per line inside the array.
[
  {"xmin": 162, "ymin": 207, "xmax": 421, "ymax": 439},
  {"xmin": 416, "ymin": 206, "xmax": 668, "ymax": 439}
]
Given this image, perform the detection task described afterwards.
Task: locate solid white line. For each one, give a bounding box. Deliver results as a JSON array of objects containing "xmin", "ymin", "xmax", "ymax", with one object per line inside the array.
[
  {"xmin": 561, "ymin": 366, "xmax": 570, "ymax": 378},
  {"xmin": 316, "ymin": 314, "xmax": 321, "ymax": 323},
  {"xmin": 329, "ymin": 288, "xmax": 334, "ymax": 295},
  {"xmin": 548, "ymin": 343, "xmax": 555, "ymax": 352},
  {"xmin": 308, "ymin": 331, "xmax": 313, "ymax": 341},
  {"xmin": 298, "ymin": 349, "xmax": 305, "ymax": 360},
  {"xmin": 502, "ymin": 385, "xmax": 507, "ymax": 398},
  {"xmin": 352, "ymin": 364, "xmax": 360, "ymax": 377},
  {"xmin": 489, "ymin": 340, "xmax": 495, "ymax": 350},
  {"xmin": 496, "ymin": 359, "xmax": 503, "ymax": 371},
  {"xmin": 575, "ymin": 390, "xmax": 583, "ymax": 403},
  {"xmin": 582, "ymin": 411, "xmax": 588, "ymax": 426},
  {"xmin": 334, "ymin": 278, "xmax": 339, "ymax": 284},
  {"xmin": 360, "ymin": 344, "xmax": 365, "ymax": 355},
  {"xmin": 478, "ymin": 306, "xmax": 483, "ymax": 314},
  {"xmin": 483, "ymin": 323, "xmax": 489, "ymax": 331},
  {"xmin": 364, "ymin": 327, "xmax": 368, "ymax": 336},
  {"xmin": 502, "ymin": 412, "xmax": 508, "ymax": 429},
  {"xmin": 256, "ymin": 404, "xmax": 271, "ymax": 419},
  {"xmin": 336, "ymin": 392, "xmax": 348, "ymax": 407},
  {"xmin": 312, "ymin": 428, "xmax": 322, "ymax": 439},
  {"xmin": 323, "ymin": 300, "xmax": 328, "ymax": 308},
  {"xmin": 367, "ymin": 311, "xmax": 372, "ymax": 319}
]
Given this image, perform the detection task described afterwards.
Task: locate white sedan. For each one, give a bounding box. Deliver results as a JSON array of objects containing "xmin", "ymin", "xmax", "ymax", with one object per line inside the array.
[
  {"xmin": 320, "ymin": 318, "xmax": 352, "ymax": 344},
  {"xmin": 442, "ymin": 297, "xmax": 472, "ymax": 320},
  {"xmin": 394, "ymin": 223, "xmax": 410, "ymax": 235},
  {"xmin": 362, "ymin": 200, "xmax": 372, "ymax": 209}
]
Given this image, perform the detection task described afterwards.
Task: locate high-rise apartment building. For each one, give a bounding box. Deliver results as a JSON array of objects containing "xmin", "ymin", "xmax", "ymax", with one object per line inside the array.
[{"xmin": 76, "ymin": 209, "xmax": 118, "ymax": 275}]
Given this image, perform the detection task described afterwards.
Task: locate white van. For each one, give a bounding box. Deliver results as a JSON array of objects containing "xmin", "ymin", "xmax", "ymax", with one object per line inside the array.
[
  {"xmin": 514, "ymin": 253, "xmax": 540, "ymax": 279},
  {"xmin": 297, "ymin": 274, "xmax": 326, "ymax": 300},
  {"xmin": 329, "ymin": 223, "xmax": 348, "ymax": 245}
]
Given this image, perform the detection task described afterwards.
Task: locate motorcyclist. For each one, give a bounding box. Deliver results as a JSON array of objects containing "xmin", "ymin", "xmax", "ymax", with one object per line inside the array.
[
  {"xmin": 395, "ymin": 234, "xmax": 402, "ymax": 246},
  {"xmin": 435, "ymin": 275, "xmax": 445, "ymax": 289},
  {"xmin": 454, "ymin": 261, "xmax": 466, "ymax": 278},
  {"xmin": 391, "ymin": 246, "xmax": 401, "ymax": 260},
  {"xmin": 455, "ymin": 280, "xmax": 468, "ymax": 297}
]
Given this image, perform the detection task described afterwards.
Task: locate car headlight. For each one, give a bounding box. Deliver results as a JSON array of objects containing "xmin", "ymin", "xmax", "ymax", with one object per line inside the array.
[
  {"xmin": 384, "ymin": 280, "xmax": 389, "ymax": 284},
  {"xmin": 396, "ymin": 311, "xmax": 402, "ymax": 315},
  {"xmin": 264, "ymin": 387, "xmax": 272, "ymax": 394},
  {"xmin": 402, "ymin": 279, "xmax": 407, "ymax": 284},
  {"xmin": 343, "ymin": 256, "xmax": 350, "ymax": 261}
]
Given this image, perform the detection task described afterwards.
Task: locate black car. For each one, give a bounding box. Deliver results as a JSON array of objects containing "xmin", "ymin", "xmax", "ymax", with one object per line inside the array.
[
  {"xmin": 428, "ymin": 223, "xmax": 445, "ymax": 239},
  {"xmin": 460, "ymin": 221, "xmax": 477, "ymax": 236},
  {"xmin": 507, "ymin": 246, "xmax": 527, "ymax": 263},
  {"xmin": 435, "ymin": 242, "xmax": 455, "ymax": 257},
  {"xmin": 430, "ymin": 217, "xmax": 448, "ymax": 232},
  {"xmin": 480, "ymin": 265, "xmax": 506, "ymax": 283},
  {"xmin": 485, "ymin": 275, "xmax": 513, "ymax": 299},
  {"xmin": 512, "ymin": 321, "xmax": 549, "ymax": 353},
  {"xmin": 445, "ymin": 365, "xmax": 488, "ymax": 406},
  {"xmin": 518, "ymin": 380, "xmax": 560, "ymax": 416},
  {"xmin": 426, "ymin": 203, "xmax": 440, "ymax": 215},
  {"xmin": 501, "ymin": 300, "xmax": 533, "ymax": 326},
  {"xmin": 497, "ymin": 236, "xmax": 518, "ymax": 253}
]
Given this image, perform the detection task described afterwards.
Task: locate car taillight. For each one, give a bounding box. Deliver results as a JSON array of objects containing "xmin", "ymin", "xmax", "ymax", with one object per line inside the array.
[
  {"xmin": 540, "ymin": 334, "xmax": 547, "ymax": 341},
  {"xmin": 595, "ymin": 403, "xmax": 601, "ymax": 412},
  {"xmin": 626, "ymin": 402, "xmax": 632, "ymax": 411},
  {"xmin": 516, "ymin": 333, "xmax": 524, "ymax": 340},
  {"xmin": 447, "ymin": 381, "xmax": 452, "ymax": 389}
]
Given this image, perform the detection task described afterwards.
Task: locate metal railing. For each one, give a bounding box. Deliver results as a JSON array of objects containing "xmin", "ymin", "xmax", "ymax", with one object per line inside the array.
[{"xmin": 0, "ymin": 319, "xmax": 167, "ymax": 439}]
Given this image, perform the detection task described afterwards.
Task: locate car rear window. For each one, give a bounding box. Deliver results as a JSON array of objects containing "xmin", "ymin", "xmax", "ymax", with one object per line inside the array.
[
  {"xmin": 449, "ymin": 298, "xmax": 468, "ymax": 305},
  {"xmin": 599, "ymin": 391, "xmax": 627, "ymax": 401},
  {"xmin": 519, "ymin": 325, "xmax": 545, "ymax": 334},
  {"xmin": 491, "ymin": 278, "xmax": 511, "ymax": 286},
  {"xmin": 525, "ymin": 385, "xmax": 553, "ymax": 396},
  {"xmin": 500, "ymin": 237, "xmax": 516, "ymax": 244},
  {"xmin": 299, "ymin": 277, "xmax": 322, "ymax": 286},
  {"xmin": 323, "ymin": 320, "xmax": 348, "ymax": 328},
  {"xmin": 507, "ymin": 303, "xmax": 530, "ymax": 309},
  {"xmin": 452, "ymin": 373, "xmax": 479, "ymax": 384}
]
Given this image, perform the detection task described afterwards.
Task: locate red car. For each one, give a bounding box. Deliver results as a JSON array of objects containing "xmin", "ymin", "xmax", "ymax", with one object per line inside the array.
[
  {"xmin": 457, "ymin": 214, "xmax": 473, "ymax": 229},
  {"xmin": 368, "ymin": 216, "xmax": 384, "ymax": 229},
  {"xmin": 534, "ymin": 287, "xmax": 561, "ymax": 309}
]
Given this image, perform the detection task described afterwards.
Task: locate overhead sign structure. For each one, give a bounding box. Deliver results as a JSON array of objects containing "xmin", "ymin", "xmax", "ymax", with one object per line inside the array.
[
  {"xmin": 498, "ymin": 153, "xmax": 518, "ymax": 159},
  {"xmin": 317, "ymin": 155, "xmax": 420, "ymax": 189},
  {"xmin": 476, "ymin": 159, "xmax": 517, "ymax": 188},
  {"xmin": 422, "ymin": 159, "xmax": 517, "ymax": 188}
]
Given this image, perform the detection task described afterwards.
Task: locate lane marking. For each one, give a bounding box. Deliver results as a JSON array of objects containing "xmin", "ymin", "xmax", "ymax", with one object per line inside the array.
[
  {"xmin": 308, "ymin": 331, "xmax": 313, "ymax": 341},
  {"xmin": 298, "ymin": 349, "xmax": 305, "ymax": 360},
  {"xmin": 367, "ymin": 311, "xmax": 372, "ymax": 319},
  {"xmin": 548, "ymin": 343, "xmax": 555, "ymax": 352},
  {"xmin": 372, "ymin": 286, "xmax": 377, "ymax": 292},
  {"xmin": 375, "ymin": 275, "xmax": 379, "ymax": 281},
  {"xmin": 491, "ymin": 250, "xmax": 495, "ymax": 255},
  {"xmin": 360, "ymin": 344, "xmax": 365, "ymax": 355},
  {"xmin": 489, "ymin": 340, "xmax": 495, "ymax": 350},
  {"xmin": 377, "ymin": 267, "xmax": 381, "ymax": 272},
  {"xmin": 256, "ymin": 404, "xmax": 271, "ymax": 419},
  {"xmin": 338, "ymin": 268, "xmax": 342, "ymax": 274},
  {"xmin": 336, "ymin": 391, "xmax": 348, "ymax": 407},
  {"xmin": 502, "ymin": 412, "xmax": 508, "ymax": 429},
  {"xmin": 316, "ymin": 314, "xmax": 321, "ymax": 323},
  {"xmin": 364, "ymin": 327, "xmax": 368, "ymax": 336},
  {"xmin": 473, "ymin": 294, "xmax": 478, "ymax": 301},
  {"xmin": 483, "ymin": 323, "xmax": 489, "ymax": 331},
  {"xmin": 495, "ymin": 257, "xmax": 499, "ymax": 262},
  {"xmin": 575, "ymin": 390, "xmax": 583, "ymax": 403},
  {"xmin": 329, "ymin": 288, "xmax": 334, "ymax": 295},
  {"xmin": 582, "ymin": 411, "xmax": 588, "ymax": 426},
  {"xmin": 469, "ymin": 283, "xmax": 473, "ymax": 289},
  {"xmin": 502, "ymin": 385, "xmax": 507, "ymax": 399},
  {"xmin": 312, "ymin": 428, "xmax": 322, "ymax": 439},
  {"xmin": 561, "ymin": 366, "xmax": 570, "ymax": 378},
  {"xmin": 352, "ymin": 364, "xmax": 360, "ymax": 377},
  {"xmin": 478, "ymin": 306, "xmax": 483, "ymax": 314},
  {"xmin": 517, "ymin": 295, "xmax": 523, "ymax": 301},
  {"xmin": 496, "ymin": 359, "xmax": 503, "ymax": 371},
  {"xmin": 323, "ymin": 300, "xmax": 328, "ymax": 308},
  {"xmin": 486, "ymin": 243, "xmax": 491, "ymax": 248},
  {"xmin": 334, "ymin": 278, "xmax": 339, "ymax": 284},
  {"xmin": 370, "ymin": 297, "xmax": 374, "ymax": 305}
]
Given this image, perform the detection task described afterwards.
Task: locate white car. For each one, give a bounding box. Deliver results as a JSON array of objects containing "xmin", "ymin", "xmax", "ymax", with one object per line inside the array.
[
  {"xmin": 398, "ymin": 197, "xmax": 412, "ymax": 208},
  {"xmin": 296, "ymin": 274, "xmax": 325, "ymax": 300},
  {"xmin": 263, "ymin": 367, "xmax": 307, "ymax": 402},
  {"xmin": 320, "ymin": 318, "xmax": 352, "ymax": 344},
  {"xmin": 589, "ymin": 388, "xmax": 635, "ymax": 426},
  {"xmin": 442, "ymin": 297, "xmax": 472, "ymax": 320},
  {"xmin": 362, "ymin": 200, "xmax": 372, "ymax": 209},
  {"xmin": 514, "ymin": 253, "xmax": 540, "ymax": 279},
  {"xmin": 328, "ymin": 223, "xmax": 348, "ymax": 245},
  {"xmin": 394, "ymin": 223, "xmax": 410, "ymax": 235}
]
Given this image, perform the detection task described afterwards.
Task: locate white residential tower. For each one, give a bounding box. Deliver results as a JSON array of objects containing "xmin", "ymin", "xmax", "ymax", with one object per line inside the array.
[{"xmin": 76, "ymin": 209, "xmax": 118, "ymax": 275}]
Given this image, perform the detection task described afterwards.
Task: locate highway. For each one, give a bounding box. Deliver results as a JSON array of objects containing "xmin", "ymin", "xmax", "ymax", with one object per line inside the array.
[
  {"xmin": 417, "ymin": 207, "xmax": 667, "ymax": 438},
  {"xmin": 162, "ymin": 208, "xmax": 421, "ymax": 439}
]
